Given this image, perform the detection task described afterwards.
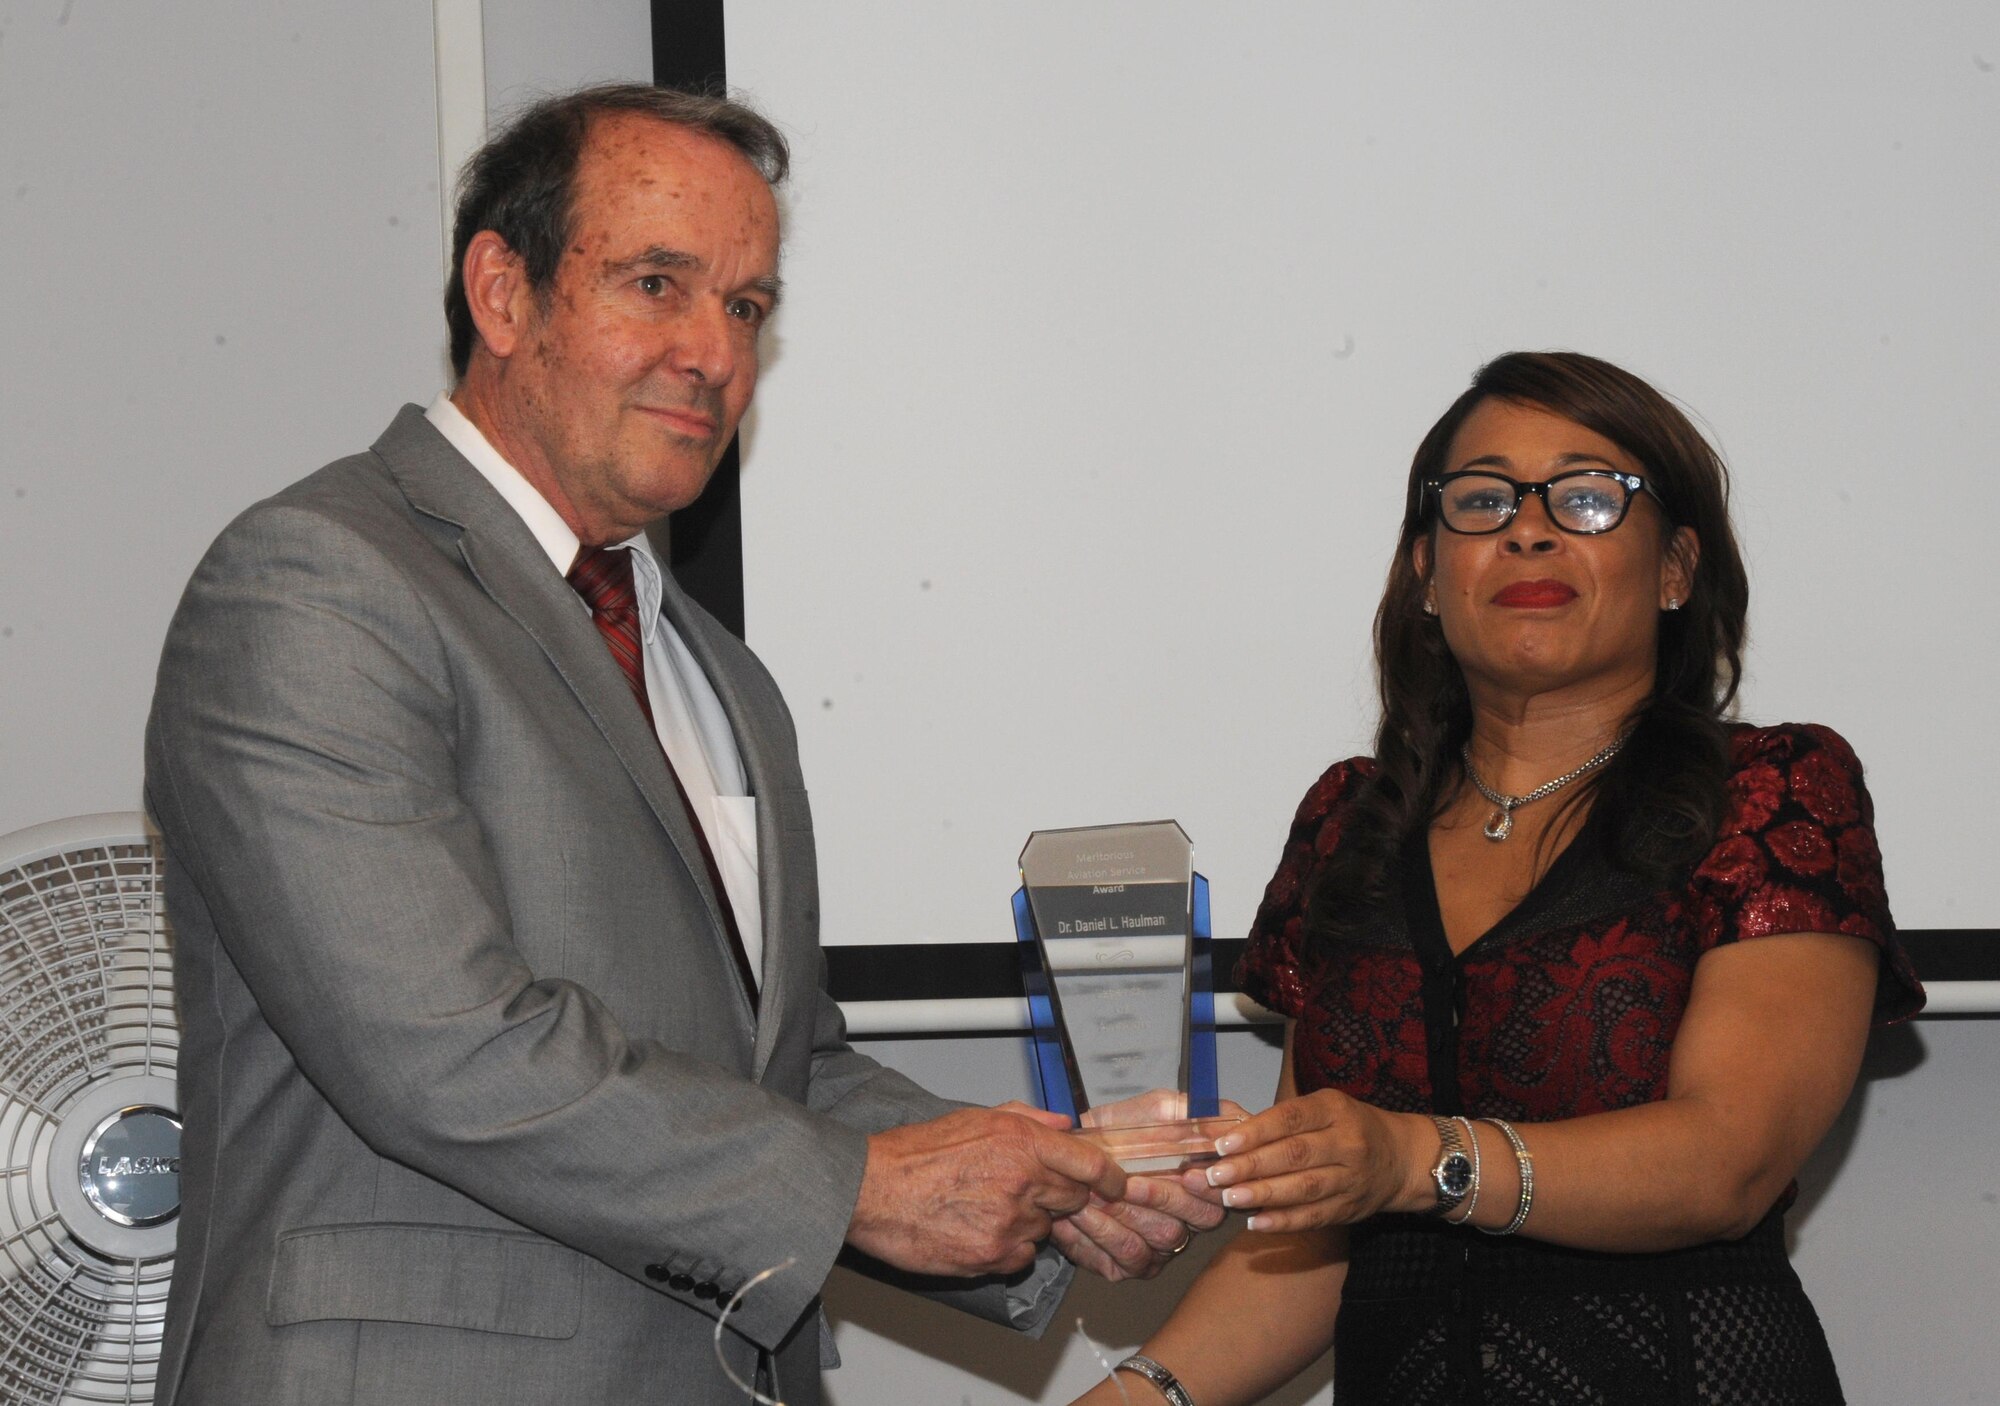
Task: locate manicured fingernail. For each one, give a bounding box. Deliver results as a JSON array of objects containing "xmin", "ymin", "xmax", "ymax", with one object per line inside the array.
[
  {"xmin": 1245, "ymin": 1214, "xmax": 1269, "ymax": 1231},
  {"xmin": 1221, "ymin": 1187, "xmax": 1249, "ymax": 1208},
  {"xmin": 1214, "ymin": 1133, "xmax": 1243, "ymax": 1155},
  {"xmin": 1204, "ymin": 1163, "xmax": 1235, "ymax": 1188}
]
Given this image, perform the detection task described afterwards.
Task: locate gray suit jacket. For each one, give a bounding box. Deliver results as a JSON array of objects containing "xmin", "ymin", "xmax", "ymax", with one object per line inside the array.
[{"xmin": 144, "ymin": 407, "xmax": 1063, "ymax": 1405}]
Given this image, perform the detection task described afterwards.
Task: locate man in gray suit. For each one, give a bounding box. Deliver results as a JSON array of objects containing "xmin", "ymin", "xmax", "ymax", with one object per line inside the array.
[{"xmin": 145, "ymin": 85, "xmax": 1211, "ymax": 1405}]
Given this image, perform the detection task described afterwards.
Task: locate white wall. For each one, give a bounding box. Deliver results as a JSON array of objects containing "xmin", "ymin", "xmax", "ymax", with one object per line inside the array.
[
  {"xmin": 0, "ymin": 0, "xmax": 652, "ymax": 844},
  {"xmin": 0, "ymin": 0, "xmax": 445, "ymax": 838},
  {"xmin": 481, "ymin": 0, "xmax": 650, "ymax": 121},
  {"xmin": 726, "ymin": 3, "xmax": 1999, "ymax": 952}
]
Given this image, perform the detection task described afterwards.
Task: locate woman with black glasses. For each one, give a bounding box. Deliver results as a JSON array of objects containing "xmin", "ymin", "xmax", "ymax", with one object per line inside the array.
[{"xmin": 1072, "ymin": 351, "xmax": 1922, "ymax": 1406}]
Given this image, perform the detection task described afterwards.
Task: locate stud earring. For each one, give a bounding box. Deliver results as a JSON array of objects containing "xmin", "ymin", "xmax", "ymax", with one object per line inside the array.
[
  {"xmin": 1423, "ymin": 596, "xmax": 1438, "ymax": 616},
  {"xmin": 1664, "ymin": 598, "xmax": 1682, "ymax": 611}
]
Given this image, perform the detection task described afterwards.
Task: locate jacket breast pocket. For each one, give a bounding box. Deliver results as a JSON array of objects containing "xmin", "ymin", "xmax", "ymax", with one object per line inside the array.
[{"xmin": 266, "ymin": 1223, "xmax": 583, "ymax": 1340}]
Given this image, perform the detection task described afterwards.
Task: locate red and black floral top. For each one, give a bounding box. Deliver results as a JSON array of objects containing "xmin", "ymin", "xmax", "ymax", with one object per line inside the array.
[{"xmin": 1238, "ymin": 723, "xmax": 1924, "ymax": 1122}]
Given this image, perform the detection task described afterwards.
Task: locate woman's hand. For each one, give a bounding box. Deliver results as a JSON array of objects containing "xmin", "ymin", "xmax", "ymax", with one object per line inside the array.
[{"xmin": 1186, "ymin": 1088, "xmax": 1434, "ymax": 1233}]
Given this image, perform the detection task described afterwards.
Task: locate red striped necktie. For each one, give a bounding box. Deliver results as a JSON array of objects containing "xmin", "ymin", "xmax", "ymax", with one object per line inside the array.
[{"xmin": 567, "ymin": 546, "xmax": 758, "ymax": 1009}]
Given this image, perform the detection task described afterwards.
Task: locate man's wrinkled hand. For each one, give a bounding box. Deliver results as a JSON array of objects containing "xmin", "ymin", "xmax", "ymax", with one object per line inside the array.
[
  {"xmin": 1050, "ymin": 1170, "xmax": 1232, "ymax": 1281},
  {"xmin": 847, "ymin": 1106, "xmax": 1124, "ymax": 1277},
  {"xmin": 1054, "ymin": 1094, "xmax": 1244, "ymax": 1281}
]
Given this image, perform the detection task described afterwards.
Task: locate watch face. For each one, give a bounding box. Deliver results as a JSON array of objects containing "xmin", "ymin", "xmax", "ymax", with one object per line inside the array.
[{"xmin": 1438, "ymin": 1151, "xmax": 1474, "ymax": 1199}]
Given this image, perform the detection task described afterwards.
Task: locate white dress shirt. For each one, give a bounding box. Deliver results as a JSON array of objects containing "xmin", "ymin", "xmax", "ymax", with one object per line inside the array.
[{"xmin": 426, "ymin": 393, "xmax": 763, "ymax": 987}]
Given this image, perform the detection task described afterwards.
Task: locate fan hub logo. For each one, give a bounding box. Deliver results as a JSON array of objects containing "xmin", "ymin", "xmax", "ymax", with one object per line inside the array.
[{"xmin": 79, "ymin": 1104, "xmax": 182, "ymax": 1228}]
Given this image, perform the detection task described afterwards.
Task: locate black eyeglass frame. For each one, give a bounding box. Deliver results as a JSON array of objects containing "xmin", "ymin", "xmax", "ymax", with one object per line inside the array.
[{"xmin": 1424, "ymin": 469, "xmax": 1664, "ymax": 536}]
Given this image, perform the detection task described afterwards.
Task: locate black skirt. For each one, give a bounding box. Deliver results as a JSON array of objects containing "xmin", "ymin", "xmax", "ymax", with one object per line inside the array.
[{"xmin": 1332, "ymin": 1210, "xmax": 1843, "ymax": 1405}]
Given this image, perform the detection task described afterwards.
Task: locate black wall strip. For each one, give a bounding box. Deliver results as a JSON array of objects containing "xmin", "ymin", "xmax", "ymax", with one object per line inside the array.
[
  {"xmin": 1901, "ymin": 930, "xmax": 2000, "ymax": 982},
  {"xmin": 651, "ymin": 0, "xmax": 745, "ymax": 638},
  {"xmin": 826, "ymin": 932, "xmax": 1997, "ymax": 1007},
  {"xmin": 651, "ymin": 0, "xmax": 725, "ymax": 89}
]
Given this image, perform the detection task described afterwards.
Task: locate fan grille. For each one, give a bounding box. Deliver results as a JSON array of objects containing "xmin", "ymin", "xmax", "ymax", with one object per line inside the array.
[{"xmin": 0, "ymin": 825, "xmax": 178, "ymax": 1404}]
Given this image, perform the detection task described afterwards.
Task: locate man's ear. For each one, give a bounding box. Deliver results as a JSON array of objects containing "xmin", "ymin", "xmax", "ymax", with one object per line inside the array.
[
  {"xmin": 461, "ymin": 231, "xmax": 534, "ymax": 362},
  {"xmin": 1663, "ymin": 526, "xmax": 1700, "ymax": 607}
]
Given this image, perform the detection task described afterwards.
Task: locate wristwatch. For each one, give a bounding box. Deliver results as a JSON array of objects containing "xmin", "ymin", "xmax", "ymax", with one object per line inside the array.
[{"xmin": 1428, "ymin": 1115, "xmax": 1475, "ymax": 1217}]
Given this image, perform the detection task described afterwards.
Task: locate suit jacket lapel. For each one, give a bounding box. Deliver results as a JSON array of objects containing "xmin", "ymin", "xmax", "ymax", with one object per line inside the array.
[
  {"xmin": 652, "ymin": 562, "xmax": 791, "ymax": 1076},
  {"xmin": 369, "ymin": 408, "xmax": 754, "ymax": 1035}
]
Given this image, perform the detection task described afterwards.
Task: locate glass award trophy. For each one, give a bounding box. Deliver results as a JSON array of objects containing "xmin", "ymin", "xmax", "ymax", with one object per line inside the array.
[{"xmin": 1013, "ymin": 821, "xmax": 1239, "ymax": 1172}]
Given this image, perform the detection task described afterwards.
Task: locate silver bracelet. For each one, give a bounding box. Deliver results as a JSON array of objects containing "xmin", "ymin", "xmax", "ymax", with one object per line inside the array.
[
  {"xmin": 1115, "ymin": 1354, "xmax": 1196, "ymax": 1406},
  {"xmin": 1444, "ymin": 1115, "xmax": 1481, "ymax": 1225},
  {"xmin": 1475, "ymin": 1117, "xmax": 1534, "ymax": 1235}
]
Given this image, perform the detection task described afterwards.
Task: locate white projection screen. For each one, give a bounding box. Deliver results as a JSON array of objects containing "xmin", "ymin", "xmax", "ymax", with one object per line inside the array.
[{"xmin": 724, "ymin": 3, "xmax": 1998, "ymax": 959}]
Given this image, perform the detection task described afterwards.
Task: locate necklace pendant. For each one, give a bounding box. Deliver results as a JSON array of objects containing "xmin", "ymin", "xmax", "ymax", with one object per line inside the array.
[{"xmin": 1483, "ymin": 807, "xmax": 1514, "ymax": 842}]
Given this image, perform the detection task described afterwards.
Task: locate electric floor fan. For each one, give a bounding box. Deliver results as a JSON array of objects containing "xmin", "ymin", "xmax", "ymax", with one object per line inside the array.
[{"xmin": 0, "ymin": 814, "xmax": 179, "ymax": 1404}]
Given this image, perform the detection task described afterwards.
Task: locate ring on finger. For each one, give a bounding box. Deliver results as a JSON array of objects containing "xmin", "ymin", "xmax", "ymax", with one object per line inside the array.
[{"xmin": 1168, "ymin": 1226, "xmax": 1194, "ymax": 1256}]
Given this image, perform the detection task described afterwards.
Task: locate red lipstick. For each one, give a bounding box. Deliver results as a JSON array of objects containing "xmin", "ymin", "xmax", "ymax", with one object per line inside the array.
[{"xmin": 1491, "ymin": 579, "xmax": 1578, "ymax": 608}]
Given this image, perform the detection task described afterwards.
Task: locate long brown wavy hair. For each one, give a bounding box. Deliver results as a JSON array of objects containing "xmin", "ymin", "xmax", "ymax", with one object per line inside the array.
[{"xmin": 1304, "ymin": 351, "xmax": 1751, "ymax": 949}]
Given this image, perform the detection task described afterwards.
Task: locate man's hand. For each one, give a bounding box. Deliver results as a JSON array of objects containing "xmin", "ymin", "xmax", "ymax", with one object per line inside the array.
[
  {"xmin": 847, "ymin": 1105, "xmax": 1125, "ymax": 1277},
  {"xmin": 1049, "ymin": 1173, "xmax": 1229, "ymax": 1281},
  {"xmin": 1052, "ymin": 1091, "xmax": 1242, "ymax": 1282}
]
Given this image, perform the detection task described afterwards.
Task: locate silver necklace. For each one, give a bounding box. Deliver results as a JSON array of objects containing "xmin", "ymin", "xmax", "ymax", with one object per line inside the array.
[{"xmin": 1460, "ymin": 733, "xmax": 1629, "ymax": 842}]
